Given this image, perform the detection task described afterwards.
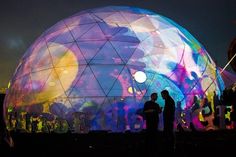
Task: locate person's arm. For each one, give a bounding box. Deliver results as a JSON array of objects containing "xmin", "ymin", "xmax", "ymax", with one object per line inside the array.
[
  {"xmin": 143, "ymin": 102, "xmax": 147, "ymax": 113},
  {"xmin": 157, "ymin": 104, "xmax": 162, "ymax": 113},
  {"xmin": 171, "ymin": 100, "xmax": 175, "ymax": 120}
]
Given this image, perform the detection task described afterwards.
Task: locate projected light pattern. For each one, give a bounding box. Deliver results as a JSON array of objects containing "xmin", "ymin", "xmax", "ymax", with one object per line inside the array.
[{"xmin": 4, "ymin": 6, "xmax": 224, "ymax": 132}]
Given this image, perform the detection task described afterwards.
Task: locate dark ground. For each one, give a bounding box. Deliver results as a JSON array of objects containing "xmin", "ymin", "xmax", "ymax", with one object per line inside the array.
[{"xmin": 2, "ymin": 130, "xmax": 236, "ymax": 157}]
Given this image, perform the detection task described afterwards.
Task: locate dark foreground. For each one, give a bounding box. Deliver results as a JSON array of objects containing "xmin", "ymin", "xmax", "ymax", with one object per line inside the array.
[{"xmin": 3, "ymin": 130, "xmax": 236, "ymax": 157}]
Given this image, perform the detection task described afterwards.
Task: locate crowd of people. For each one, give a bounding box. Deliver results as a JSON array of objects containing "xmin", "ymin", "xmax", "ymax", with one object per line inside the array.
[
  {"xmin": 1, "ymin": 87, "xmax": 236, "ymax": 153},
  {"xmin": 142, "ymin": 88, "xmax": 236, "ymax": 155},
  {"xmin": 2, "ymin": 89, "xmax": 236, "ymax": 134}
]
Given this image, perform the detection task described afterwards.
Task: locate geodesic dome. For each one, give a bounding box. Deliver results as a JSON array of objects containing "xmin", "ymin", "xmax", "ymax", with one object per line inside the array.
[{"xmin": 4, "ymin": 6, "xmax": 224, "ymax": 132}]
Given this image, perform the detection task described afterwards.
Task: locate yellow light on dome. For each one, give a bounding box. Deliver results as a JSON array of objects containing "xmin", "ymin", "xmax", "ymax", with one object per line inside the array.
[
  {"xmin": 33, "ymin": 43, "xmax": 78, "ymax": 104},
  {"xmin": 7, "ymin": 82, "xmax": 11, "ymax": 88},
  {"xmin": 128, "ymin": 87, "xmax": 136, "ymax": 94}
]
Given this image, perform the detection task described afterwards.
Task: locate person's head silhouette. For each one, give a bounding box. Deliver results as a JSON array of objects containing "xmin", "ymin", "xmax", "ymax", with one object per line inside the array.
[
  {"xmin": 161, "ymin": 90, "xmax": 169, "ymax": 100},
  {"xmin": 150, "ymin": 93, "xmax": 157, "ymax": 102}
]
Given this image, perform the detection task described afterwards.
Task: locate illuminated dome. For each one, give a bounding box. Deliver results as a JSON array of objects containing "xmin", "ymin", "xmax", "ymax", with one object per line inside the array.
[{"xmin": 4, "ymin": 6, "xmax": 224, "ymax": 132}]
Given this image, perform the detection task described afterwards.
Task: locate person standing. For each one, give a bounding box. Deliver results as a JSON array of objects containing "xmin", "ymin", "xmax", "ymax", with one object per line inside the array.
[
  {"xmin": 143, "ymin": 92, "xmax": 162, "ymax": 156},
  {"xmin": 161, "ymin": 90, "xmax": 175, "ymax": 155},
  {"xmin": 0, "ymin": 93, "xmax": 14, "ymax": 154}
]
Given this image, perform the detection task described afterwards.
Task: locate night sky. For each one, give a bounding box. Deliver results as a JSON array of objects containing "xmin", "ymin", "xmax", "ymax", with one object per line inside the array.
[{"xmin": 0, "ymin": 0, "xmax": 236, "ymax": 88}]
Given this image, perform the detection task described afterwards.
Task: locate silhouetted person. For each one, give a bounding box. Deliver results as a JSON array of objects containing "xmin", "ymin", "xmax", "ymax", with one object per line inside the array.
[
  {"xmin": 230, "ymin": 103, "xmax": 236, "ymax": 129},
  {"xmin": 0, "ymin": 123, "xmax": 14, "ymax": 150},
  {"xmin": 0, "ymin": 93, "xmax": 14, "ymax": 153},
  {"xmin": 202, "ymin": 97, "xmax": 212, "ymax": 117},
  {"xmin": 25, "ymin": 112, "xmax": 31, "ymax": 132},
  {"xmin": 117, "ymin": 102, "xmax": 126, "ymax": 132},
  {"xmin": 31, "ymin": 116, "xmax": 39, "ymax": 133},
  {"xmin": 161, "ymin": 90, "xmax": 175, "ymax": 155},
  {"xmin": 190, "ymin": 95, "xmax": 202, "ymax": 129},
  {"xmin": 175, "ymin": 101, "xmax": 183, "ymax": 130},
  {"xmin": 213, "ymin": 91, "xmax": 220, "ymax": 107},
  {"xmin": 191, "ymin": 95, "xmax": 200, "ymax": 112},
  {"xmin": 143, "ymin": 92, "xmax": 162, "ymax": 156}
]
